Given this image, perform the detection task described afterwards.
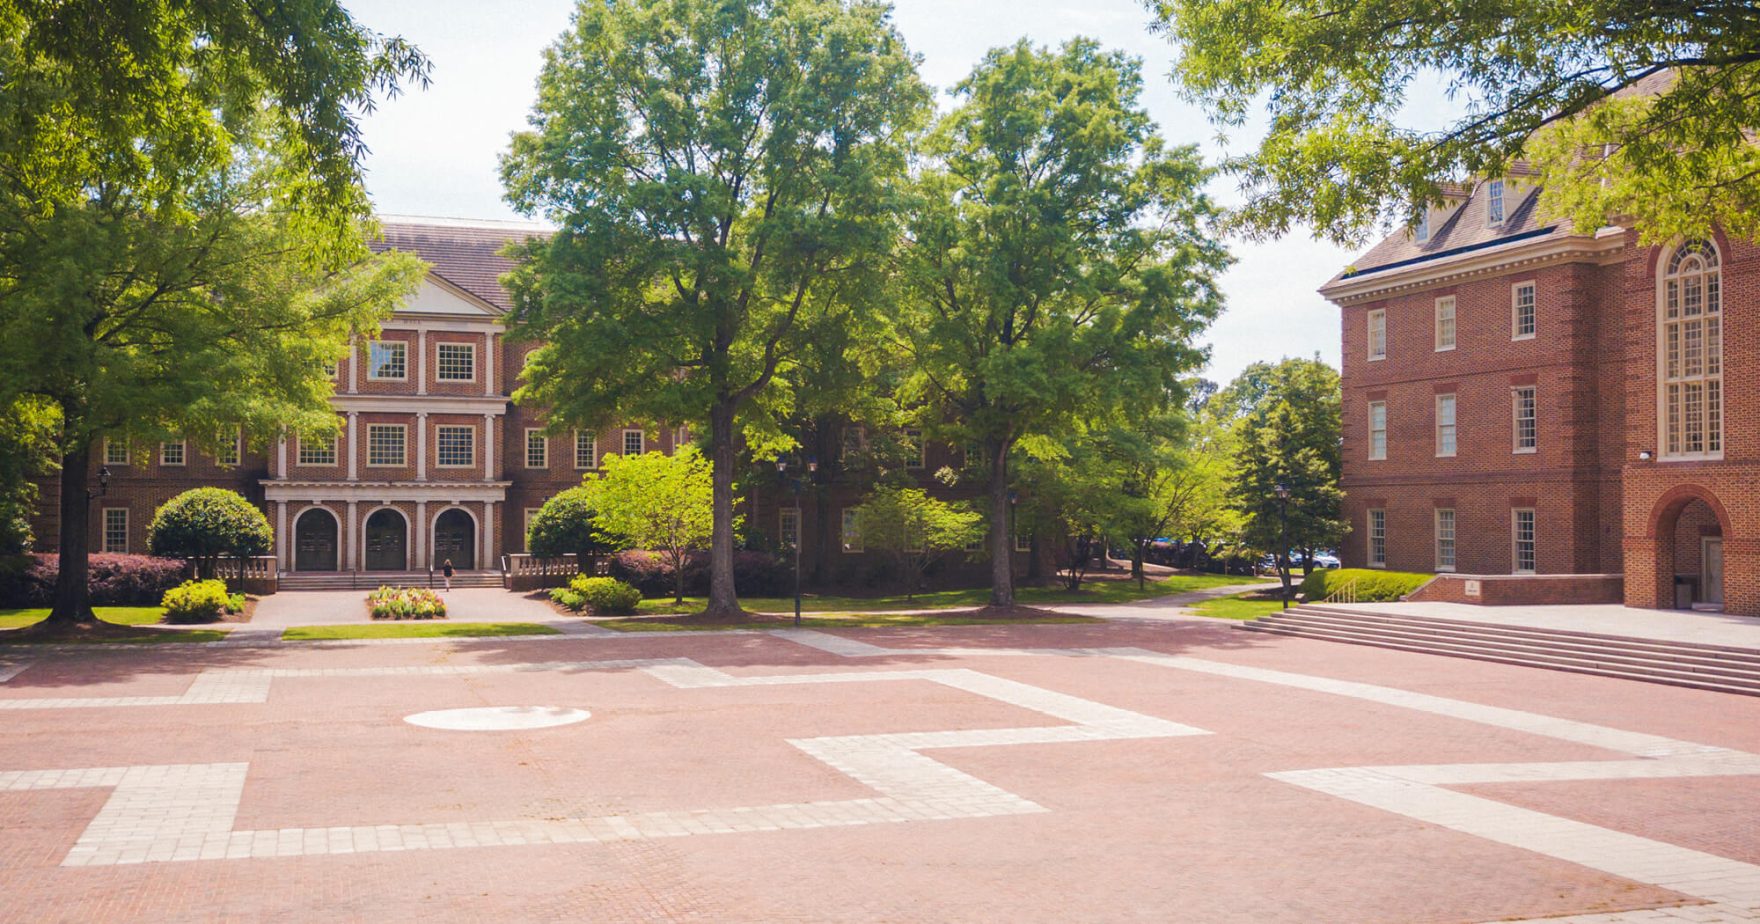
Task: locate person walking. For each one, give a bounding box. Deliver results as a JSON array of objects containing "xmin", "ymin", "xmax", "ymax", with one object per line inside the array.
[{"xmin": 442, "ymin": 558, "xmax": 454, "ymax": 592}]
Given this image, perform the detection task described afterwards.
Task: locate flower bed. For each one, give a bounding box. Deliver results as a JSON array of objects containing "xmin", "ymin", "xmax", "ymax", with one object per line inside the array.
[{"xmin": 367, "ymin": 586, "xmax": 447, "ymax": 620}]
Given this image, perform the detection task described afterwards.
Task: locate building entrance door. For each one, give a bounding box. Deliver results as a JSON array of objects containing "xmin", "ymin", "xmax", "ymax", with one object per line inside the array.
[
  {"xmin": 1703, "ymin": 538, "xmax": 1725, "ymax": 608},
  {"xmin": 364, "ymin": 509, "xmax": 408, "ymax": 571},
  {"xmin": 293, "ymin": 509, "xmax": 338, "ymax": 572},
  {"xmin": 433, "ymin": 508, "xmax": 476, "ymax": 570}
]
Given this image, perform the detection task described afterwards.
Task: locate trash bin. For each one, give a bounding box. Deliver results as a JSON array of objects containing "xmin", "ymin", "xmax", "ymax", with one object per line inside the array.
[{"xmin": 1674, "ymin": 575, "xmax": 1699, "ymax": 609}]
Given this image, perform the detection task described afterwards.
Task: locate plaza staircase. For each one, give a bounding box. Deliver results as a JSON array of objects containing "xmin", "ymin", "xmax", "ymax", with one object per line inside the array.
[
  {"xmin": 1238, "ymin": 605, "xmax": 1760, "ymax": 697},
  {"xmin": 279, "ymin": 570, "xmax": 503, "ymax": 592}
]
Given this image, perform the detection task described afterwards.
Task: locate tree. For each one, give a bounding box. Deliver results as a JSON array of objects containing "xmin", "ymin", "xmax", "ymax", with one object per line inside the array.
[
  {"xmin": 147, "ymin": 488, "xmax": 273, "ymax": 583},
  {"xmin": 526, "ymin": 487, "xmax": 606, "ymax": 571},
  {"xmin": 583, "ymin": 450, "xmax": 717, "ymax": 604},
  {"xmin": 1219, "ymin": 358, "xmax": 1344, "ymax": 602},
  {"xmin": 0, "ymin": 4, "xmax": 429, "ymax": 631},
  {"xmin": 1148, "ymin": 0, "xmax": 1760, "ymax": 245},
  {"xmin": 0, "ymin": 398, "xmax": 58, "ymax": 556},
  {"xmin": 500, "ymin": 0, "xmax": 930, "ymax": 619},
  {"xmin": 1114, "ymin": 414, "xmax": 1236, "ymax": 591},
  {"xmin": 893, "ymin": 39, "xmax": 1228, "ymax": 607},
  {"xmin": 853, "ymin": 485, "xmax": 984, "ymax": 599}
]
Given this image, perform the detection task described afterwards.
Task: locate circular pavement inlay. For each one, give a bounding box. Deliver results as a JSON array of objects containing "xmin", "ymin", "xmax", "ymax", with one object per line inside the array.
[{"xmin": 404, "ymin": 706, "xmax": 590, "ymax": 731}]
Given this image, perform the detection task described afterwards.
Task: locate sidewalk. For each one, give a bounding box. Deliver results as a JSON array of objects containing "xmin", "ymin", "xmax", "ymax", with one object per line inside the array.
[{"xmin": 1327, "ymin": 600, "xmax": 1760, "ymax": 652}]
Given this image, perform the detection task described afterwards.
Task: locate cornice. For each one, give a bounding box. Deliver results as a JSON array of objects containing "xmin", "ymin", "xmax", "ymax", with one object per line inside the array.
[
  {"xmin": 1320, "ymin": 228, "xmax": 1628, "ymax": 305},
  {"xmin": 262, "ymin": 480, "xmax": 511, "ymax": 503},
  {"xmin": 329, "ymin": 394, "xmax": 510, "ymax": 415}
]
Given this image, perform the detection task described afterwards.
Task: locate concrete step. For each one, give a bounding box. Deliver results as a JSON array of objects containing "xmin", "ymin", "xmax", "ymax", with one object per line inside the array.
[
  {"xmin": 1291, "ymin": 605, "xmax": 1760, "ymax": 661},
  {"xmin": 279, "ymin": 571, "xmax": 502, "ymax": 591}
]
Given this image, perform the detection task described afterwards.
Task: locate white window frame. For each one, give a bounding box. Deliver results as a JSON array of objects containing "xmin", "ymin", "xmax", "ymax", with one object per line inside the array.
[
  {"xmin": 1512, "ymin": 386, "xmax": 1538, "ymax": 454},
  {"xmin": 1367, "ymin": 309, "xmax": 1387, "ymax": 361},
  {"xmin": 524, "ymin": 507, "xmax": 541, "ymax": 552},
  {"xmin": 904, "ymin": 428, "xmax": 925, "ymax": 469},
  {"xmin": 102, "ymin": 508, "xmax": 129, "ymax": 554},
  {"xmin": 366, "ymin": 424, "xmax": 406, "ymax": 468},
  {"xmin": 159, "ymin": 439, "xmax": 186, "ymax": 467},
  {"xmin": 1367, "ymin": 509, "xmax": 1387, "ymax": 568},
  {"xmin": 1512, "ymin": 508, "xmax": 1537, "ymax": 574},
  {"xmin": 435, "ymin": 425, "xmax": 476, "ymax": 468},
  {"xmin": 366, "ymin": 340, "xmax": 408, "ymax": 381},
  {"xmin": 778, "ymin": 507, "xmax": 801, "ymax": 550},
  {"xmin": 1434, "ymin": 508, "xmax": 1456, "ymax": 572},
  {"xmin": 1511, "ymin": 281, "xmax": 1537, "ymax": 341},
  {"xmin": 1435, "ymin": 393, "xmax": 1457, "ymax": 458},
  {"xmin": 574, "ymin": 431, "xmax": 597, "ymax": 470},
  {"xmin": 1485, "ymin": 179, "xmax": 1505, "ymax": 226},
  {"xmin": 622, "ymin": 428, "xmax": 644, "ymax": 457},
  {"xmin": 1368, "ymin": 401, "xmax": 1387, "ymax": 461},
  {"xmin": 1657, "ymin": 240, "xmax": 1723, "ymax": 461},
  {"xmin": 1434, "ymin": 296, "xmax": 1456, "ymax": 351},
  {"xmin": 840, "ymin": 508, "xmax": 863, "ymax": 553},
  {"xmin": 524, "ymin": 429, "xmax": 548, "ymax": 469},
  {"xmin": 216, "ymin": 427, "xmax": 241, "ymax": 466},
  {"xmin": 1413, "ymin": 212, "xmax": 1430, "ymax": 243},
  {"xmin": 435, "ymin": 342, "xmax": 477, "ymax": 383},
  {"xmin": 297, "ymin": 433, "xmax": 338, "ymax": 466},
  {"xmin": 103, "ymin": 437, "xmax": 129, "ymax": 466}
]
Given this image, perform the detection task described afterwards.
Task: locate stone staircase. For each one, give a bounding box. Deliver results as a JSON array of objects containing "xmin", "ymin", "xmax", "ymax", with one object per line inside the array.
[
  {"xmin": 279, "ymin": 570, "xmax": 503, "ymax": 592},
  {"xmin": 1238, "ymin": 605, "xmax": 1760, "ymax": 697}
]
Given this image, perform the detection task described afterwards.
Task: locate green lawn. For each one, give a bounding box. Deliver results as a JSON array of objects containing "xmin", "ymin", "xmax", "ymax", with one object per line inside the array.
[
  {"xmin": 1187, "ymin": 592, "xmax": 1289, "ymax": 621},
  {"xmin": 282, "ymin": 622, "xmax": 561, "ymax": 641},
  {"xmin": 599, "ymin": 612, "xmax": 1102, "ymax": 632},
  {"xmin": 0, "ymin": 606, "xmax": 168, "ymax": 629},
  {"xmin": 634, "ymin": 572, "xmax": 1266, "ymax": 617}
]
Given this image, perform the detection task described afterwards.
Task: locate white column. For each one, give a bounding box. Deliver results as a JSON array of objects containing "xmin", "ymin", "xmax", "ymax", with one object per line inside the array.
[
  {"xmin": 275, "ymin": 502, "xmax": 288, "ymax": 569},
  {"xmin": 416, "ymin": 412, "xmax": 428, "ymax": 481},
  {"xmin": 346, "ymin": 412, "xmax": 359, "ymax": 481},
  {"xmin": 484, "ymin": 332, "xmax": 496, "ymax": 397},
  {"xmin": 482, "ymin": 413, "xmax": 494, "ymax": 481},
  {"xmin": 417, "ymin": 329, "xmax": 428, "ymax": 397},
  {"xmin": 482, "ymin": 502, "xmax": 494, "ymax": 570},
  {"xmin": 275, "ymin": 438, "xmax": 287, "ymax": 479},
  {"xmin": 346, "ymin": 501, "xmax": 359, "ymax": 571},
  {"xmin": 414, "ymin": 500, "xmax": 427, "ymax": 570},
  {"xmin": 347, "ymin": 340, "xmax": 358, "ymax": 395}
]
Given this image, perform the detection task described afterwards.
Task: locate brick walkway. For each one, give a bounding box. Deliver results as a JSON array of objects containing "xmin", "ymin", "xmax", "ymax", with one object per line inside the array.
[{"xmin": 3, "ymin": 619, "xmax": 1758, "ymax": 921}]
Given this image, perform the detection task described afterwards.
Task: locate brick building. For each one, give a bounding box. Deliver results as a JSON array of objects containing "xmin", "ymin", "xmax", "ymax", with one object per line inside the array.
[{"xmin": 1323, "ymin": 172, "xmax": 1756, "ymax": 615}]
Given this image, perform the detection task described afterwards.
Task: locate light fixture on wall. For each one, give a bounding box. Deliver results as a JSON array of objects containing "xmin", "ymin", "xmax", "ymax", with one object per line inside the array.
[{"xmin": 1638, "ymin": 450, "xmax": 1654, "ymax": 461}]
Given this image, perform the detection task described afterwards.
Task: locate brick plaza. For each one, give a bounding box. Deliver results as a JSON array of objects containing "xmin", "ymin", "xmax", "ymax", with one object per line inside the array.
[{"xmin": 4, "ymin": 619, "xmax": 1760, "ymax": 922}]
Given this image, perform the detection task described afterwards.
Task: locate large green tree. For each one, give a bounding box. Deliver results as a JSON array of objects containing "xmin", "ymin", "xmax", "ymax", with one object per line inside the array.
[
  {"xmin": 583, "ymin": 449, "xmax": 717, "ymax": 604},
  {"xmin": 893, "ymin": 39, "xmax": 1228, "ymax": 607},
  {"xmin": 1148, "ymin": 0, "xmax": 1760, "ymax": 245},
  {"xmin": 0, "ymin": 3, "xmax": 429, "ymax": 630},
  {"xmin": 501, "ymin": 0, "xmax": 930, "ymax": 620},
  {"xmin": 852, "ymin": 484, "xmax": 984, "ymax": 599}
]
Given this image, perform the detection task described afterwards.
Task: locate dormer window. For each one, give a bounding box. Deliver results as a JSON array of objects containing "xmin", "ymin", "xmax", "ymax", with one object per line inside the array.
[
  {"xmin": 1486, "ymin": 180, "xmax": 1505, "ymax": 226},
  {"xmin": 1413, "ymin": 212, "xmax": 1430, "ymax": 243}
]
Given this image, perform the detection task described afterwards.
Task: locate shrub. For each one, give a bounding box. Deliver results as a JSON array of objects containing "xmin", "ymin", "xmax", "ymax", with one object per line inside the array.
[
  {"xmin": 226, "ymin": 592, "xmax": 247, "ymax": 614},
  {"xmin": 527, "ymin": 486, "xmax": 606, "ymax": 564},
  {"xmin": 0, "ymin": 553, "xmax": 189, "ymax": 606},
  {"xmin": 147, "ymin": 488, "xmax": 273, "ymax": 581},
  {"xmin": 1298, "ymin": 567, "xmax": 1432, "ymax": 603},
  {"xmin": 367, "ymin": 586, "xmax": 446, "ymax": 620},
  {"xmin": 570, "ymin": 575, "xmax": 641, "ymax": 615},
  {"xmin": 549, "ymin": 587, "xmax": 587, "ymax": 611},
  {"xmin": 161, "ymin": 578, "xmax": 231, "ymax": 623},
  {"xmin": 609, "ymin": 549, "xmax": 790, "ymax": 597}
]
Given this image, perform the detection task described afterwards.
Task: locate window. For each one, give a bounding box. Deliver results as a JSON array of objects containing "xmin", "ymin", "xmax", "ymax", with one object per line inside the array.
[
  {"xmin": 436, "ymin": 425, "xmax": 475, "ymax": 467},
  {"xmin": 297, "ymin": 433, "xmax": 337, "ymax": 466},
  {"xmin": 436, "ymin": 343, "xmax": 476, "ymax": 382},
  {"xmin": 1512, "ymin": 386, "xmax": 1538, "ymax": 452},
  {"xmin": 1367, "ymin": 309, "xmax": 1387, "ymax": 361},
  {"xmin": 778, "ymin": 508, "xmax": 801, "ymax": 550},
  {"xmin": 525, "ymin": 429, "xmax": 547, "ymax": 469},
  {"xmin": 1368, "ymin": 509, "xmax": 1386, "ymax": 567},
  {"xmin": 1434, "ymin": 297, "xmax": 1456, "ymax": 351},
  {"xmin": 367, "ymin": 424, "xmax": 405, "ymax": 467},
  {"xmin": 1660, "ymin": 240, "xmax": 1723, "ymax": 459},
  {"xmin": 216, "ymin": 428, "xmax": 240, "ymax": 466},
  {"xmin": 622, "ymin": 429, "xmax": 644, "ymax": 457},
  {"xmin": 1512, "ymin": 282, "xmax": 1537, "ymax": 340},
  {"xmin": 904, "ymin": 429, "xmax": 925, "ymax": 469},
  {"xmin": 840, "ymin": 508, "xmax": 863, "ymax": 553},
  {"xmin": 103, "ymin": 438, "xmax": 128, "ymax": 466},
  {"xmin": 367, "ymin": 341, "xmax": 407, "ymax": 381},
  {"xmin": 1512, "ymin": 508, "xmax": 1537, "ymax": 573},
  {"xmin": 1413, "ymin": 212, "xmax": 1430, "ymax": 243},
  {"xmin": 1435, "ymin": 393, "xmax": 1457, "ymax": 457},
  {"xmin": 160, "ymin": 440, "xmax": 185, "ymax": 466},
  {"xmin": 841, "ymin": 426, "xmax": 865, "ymax": 460},
  {"xmin": 1368, "ymin": 401, "xmax": 1387, "ymax": 460},
  {"xmin": 102, "ymin": 508, "xmax": 128, "ymax": 554},
  {"xmin": 574, "ymin": 431, "xmax": 597, "ymax": 470},
  {"xmin": 1435, "ymin": 508, "xmax": 1456, "ymax": 571},
  {"xmin": 964, "ymin": 534, "xmax": 985, "ymax": 553},
  {"xmin": 1486, "ymin": 180, "xmax": 1505, "ymax": 225},
  {"xmin": 524, "ymin": 508, "xmax": 541, "ymax": 551}
]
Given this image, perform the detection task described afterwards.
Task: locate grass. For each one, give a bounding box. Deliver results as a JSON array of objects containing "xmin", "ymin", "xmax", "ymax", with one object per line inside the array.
[
  {"xmin": 1187, "ymin": 592, "xmax": 1289, "ymax": 621},
  {"xmin": 281, "ymin": 622, "xmax": 561, "ymax": 641},
  {"xmin": 0, "ymin": 606, "xmax": 169, "ymax": 629},
  {"xmin": 598, "ymin": 612, "xmax": 1102, "ymax": 632},
  {"xmin": 633, "ymin": 571, "xmax": 1267, "ymax": 617}
]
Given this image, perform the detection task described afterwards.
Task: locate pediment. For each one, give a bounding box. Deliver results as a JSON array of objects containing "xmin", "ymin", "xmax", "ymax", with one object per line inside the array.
[{"xmin": 397, "ymin": 275, "xmax": 501, "ymax": 317}]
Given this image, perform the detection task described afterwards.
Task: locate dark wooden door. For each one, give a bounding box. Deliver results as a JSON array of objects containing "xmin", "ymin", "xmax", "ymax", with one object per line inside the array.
[
  {"xmin": 433, "ymin": 508, "xmax": 475, "ymax": 570},
  {"xmin": 293, "ymin": 509, "xmax": 338, "ymax": 572},
  {"xmin": 364, "ymin": 509, "xmax": 408, "ymax": 571}
]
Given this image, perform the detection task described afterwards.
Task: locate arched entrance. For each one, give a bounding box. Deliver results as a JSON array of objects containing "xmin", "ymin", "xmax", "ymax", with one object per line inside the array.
[
  {"xmin": 364, "ymin": 508, "xmax": 409, "ymax": 571},
  {"xmin": 293, "ymin": 508, "xmax": 339, "ymax": 572},
  {"xmin": 432, "ymin": 507, "xmax": 476, "ymax": 570},
  {"xmin": 1646, "ymin": 487, "xmax": 1730, "ymax": 611}
]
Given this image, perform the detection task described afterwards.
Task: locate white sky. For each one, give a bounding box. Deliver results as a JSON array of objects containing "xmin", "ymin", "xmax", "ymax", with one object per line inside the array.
[{"xmin": 348, "ymin": 0, "xmax": 1360, "ymax": 386}]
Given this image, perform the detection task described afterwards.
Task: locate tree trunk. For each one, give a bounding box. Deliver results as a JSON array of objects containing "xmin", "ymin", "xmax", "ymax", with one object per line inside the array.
[
  {"xmin": 987, "ymin": 440, "xmax": 1013, "ymax": 607},
  {"xmin": 673, "ymin": 549, "xmax": 686, "ymax": 604},
  {"xmin": 45, "ymin": 443, "xmax": 97, "ymax": 627},
  {"xmin": 1133, "ymin": 539, "xmax": 1147, "ymax": 591},
  {"xmin": 704, "ymin": 401, "xmax": 743, "ymax": 618}
]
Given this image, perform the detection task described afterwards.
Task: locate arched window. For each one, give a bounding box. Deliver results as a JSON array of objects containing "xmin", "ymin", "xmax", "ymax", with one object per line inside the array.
[{"xmin": 1660, "ymin": 240, "xmax": 1722, "ymax": 458}]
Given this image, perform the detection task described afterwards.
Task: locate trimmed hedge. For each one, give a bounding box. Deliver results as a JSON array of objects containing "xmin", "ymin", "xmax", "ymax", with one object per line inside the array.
[
  {"xmin": 570, "ymin": 575, "xmax": 641, "ymax": 615},
  {"xmin": 549, "ymin": 587, "xmax": 587, "ymax": 611},
  {"xmin": 608, "ymin": 550, "xmax": 790, "ymax": 597},
  {"xmin": 1298, "ymin": 568, "xmax": 1432, "ymax": 603},
  {"xmin": 0, "ymin": 553, "xmax": 189, "ymax": 606},
  {"xmin": 162, "ymin": 579, "xmax": 232, "ymax": 624}
]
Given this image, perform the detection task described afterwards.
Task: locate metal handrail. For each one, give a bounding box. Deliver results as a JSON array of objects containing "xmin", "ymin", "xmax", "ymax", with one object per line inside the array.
[{"xmin": 1321, "ymin": 578, "xmax": 1360, "ymax": 605}]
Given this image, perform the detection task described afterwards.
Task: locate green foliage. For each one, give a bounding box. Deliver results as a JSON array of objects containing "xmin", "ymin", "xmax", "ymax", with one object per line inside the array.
[
  {"xmin": 549, "ymin": 587, "xmax": 587, "ymax": 611},
  {"xmin": 147, "ymin": 489, "xmax": 273, "ymax": 579},
  {"xmin": 0, "ymin": 397, "xmax": 57, "ymax": 554},
  {"xmin": 526, "ymin": 487, "xmax": 603, "ymax": 563},
  {"xmin": 500, "ymin": 0, "xmax": 931, "ymax": 616},
  {"xmin": 892, "ymin": 38, "xmax": 1227, "ymax": 604},
  {"xmin": 1149, "ymin": 0, "xmax": 1760, "ymax": 245},
  {"xmin": 367, "ymin": 586, "xmax": 446, "ymax": 620},
  {"xmin": 582, "ymin": 450, "xmax": 718, "ymax": 602},
  {"xmin": 852, "ymin": 485, "xmax": 984, "ymax": 598},
  {"xmin": 569, "ymin": 576, "xmax": 642, "ymax": 615},
  {"xmin": 160, "ymin": 579, "xmax": 230, "ymax": 624},
  {"xmin": 1298, "ymin": 568, "xmax": 1432, "ymax": 603}
]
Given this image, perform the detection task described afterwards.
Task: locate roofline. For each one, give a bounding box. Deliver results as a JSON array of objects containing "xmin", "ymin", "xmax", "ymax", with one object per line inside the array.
[
  {"xmin": 377, "ymin": 213, "xmax": 554, "ymax": 233},
  {"xmin": 1319, "ymin": 226, "xmax": 1628, "ymax": 304}
]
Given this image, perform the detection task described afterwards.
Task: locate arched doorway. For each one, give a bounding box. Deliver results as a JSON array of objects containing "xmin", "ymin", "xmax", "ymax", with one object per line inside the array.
[
  {"xmin": 1646, "ymin": 487, "xmax": 1730, "ymax": 611},
  {"xmin": 433, "ymin": 507, "xmax": 476, "ymax": 570},
  {"xmin": 293, "ymin": 508, "xmax": 338, "ymax": 572},
  {"xmin": 364, "ymin": 508, "xmax": 409, "ymax": 571}
]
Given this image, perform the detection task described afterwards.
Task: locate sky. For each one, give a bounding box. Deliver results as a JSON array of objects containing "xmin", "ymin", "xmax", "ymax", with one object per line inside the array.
[{"xmin": 347, "ymin": 0, "xmax": 1358, "ymax": 386}]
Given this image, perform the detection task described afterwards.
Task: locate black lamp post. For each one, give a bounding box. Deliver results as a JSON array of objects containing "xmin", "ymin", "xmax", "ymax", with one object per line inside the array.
[
  {"xmin": 1274, "ymin": 483, "xmax": 1292, "ymax": 609},
  {"xmin": 778, "ymin": 456, "xmax": 816, "ymax": 627},
  {"xmin": 89, "ymin": 465, "xmax": 111, "ymax": 501}
]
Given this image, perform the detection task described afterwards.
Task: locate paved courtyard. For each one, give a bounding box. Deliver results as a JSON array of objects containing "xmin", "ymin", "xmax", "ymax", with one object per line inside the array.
[{"xmin": 4, "ymin": 615, "xmax": 1760, "ymax": 922}]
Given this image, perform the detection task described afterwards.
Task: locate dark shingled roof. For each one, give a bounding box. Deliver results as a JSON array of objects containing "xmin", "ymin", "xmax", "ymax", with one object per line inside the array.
[
  {"xmin": 371, "ymin": 217, "xmax": 551, "ymax": 312},
  {"xmin": 1331, "ymin": 180, "xmax": 1566, "ymax": 283}
]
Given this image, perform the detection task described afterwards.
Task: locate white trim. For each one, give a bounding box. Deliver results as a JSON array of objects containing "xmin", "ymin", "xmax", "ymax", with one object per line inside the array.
[
  {"xmin": 778, "ymin": 507, "xmax": 801, "ymax": 549},
  {"xmin": 1366, "ymin": 309, "xmax": 1387, "ymax": 361},
  {"xmin": 360, "ymin": 505, "xmax": 411, "ymax": 572},
  {"xmin": 524, "ymin": 428, "xmax": 548, "ymax": 469},
  {"xmin": 1366, "ymin": 508, "xmax": 1387, "ymax": 568},
  {"xmin": 1321, "ymin": 228, "xmax": 1627, "ymax": 304},
  {"xmin": 289, "ymin": 505, "xmax": 342, "ymax": 573},
  {"xmin": 366, "ymin": 340, "xmax": 409, "ymax": 382},
  {"xmin": 262, "ymin": 481, "xmax": 509, "ymax": 503},
  {"xmin": 103, "ymin": 437, "xmax": 129, "ymax": 466},
  {"xmin": 434, "ymin": 341, "xmax": 478, "ymax": 383},
  {"xmin": 1434, "ymin": 507, "xmax": 1456, "ymax": 572},
  {"xmin": 101, "ymin": 507, "xmax": 129, "ymax": 554},
  {"xmin": 434, "ymin": 425, "xmax": 476, "ymax": 468},
  {"xmin": 622, "ymin": 428, "xmax": 645, "ymax": 457},
  {"xmin": 1367, "ymin": 400, "xmax": 1387, "ymax": 461},
  {"xmin": 1434, "ymin": 393, "xmax": 1457, "ymax": 458},
  {"xmin": 1511, "ymin": 385, "xmax": 1538, "ymax": 453},
  {"xmin": 523, "ymin": 507, "xmax": 542, "ymax": 553},
  {"xmin": 159, "ymin": 440, "xmax": 186, "ymax": 467},
  {"xmin": 1655, "ymin": 239, "xmax": 1724, "ymax": 462},
  {"xmin": 296, "ymin": 433, "xmax": 339, "ymax": 467},
  {"xmin": 328, "ymin": 394, "xmax": 507, "ymax": 415},
  {"xmin": 574, "ymin": 431, "xmax": 597, "ymax": 470},
  {"xmin": 365, "ymin": 423, "xmax": 408, "ymax": 468},
  {"xmin": 1511, "ymin": 507, "xmax": 1537, "ymax": 574},
  {"xmin": 1484, "ymin": 179, "xmax": 1505, "ymax": 226},
  {"xmin": 215, "ymin": 426, "xmax": 241, "ymax": 466},
  {"xmin": 1511, "ymin": 280, "xmax": 1538, "ymax": 340},
  {"xmin": 1433, "ymin": 296, "xmax": 1456, "ymax": 352},
  {"xmin": 430, "ymin": 504, "xmax": 480, "ymax": 570}
]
